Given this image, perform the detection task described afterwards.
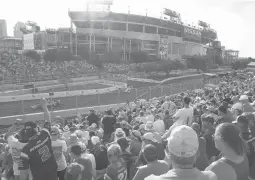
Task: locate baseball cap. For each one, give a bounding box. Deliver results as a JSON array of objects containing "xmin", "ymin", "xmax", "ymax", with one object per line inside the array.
[
  {"xmin": 233, "ymin": 115, "xmax": 248, "ymax": 124},
  {"xmin": 115, "ymin": 128, "xmax": 125, "ymax": 139},
  {"xmin": 239, "ymin": 95, "xmax": 248, "ymax": 101},
  {"xmin": 167, "ymin": 125, "xmax": 199, "ymax": 158},
  {"xmin": 91, "ymin": 136, "xmax": 101, "ymax": 145},
  {"xmin": 24, "ymin": 121, "xmax": 37, "ymax": 130},
  {"xmin": 51, "ymin": 126, "xmax": 61, "ymax": 135},
  {"xmin": 131, "ymin": 130, "xmax": 141, "ymax": 139},
  {"xmin": 117, "ymin": 137, "xmax": 129, "ymax": 151},
  {"xmin": 144, "ymin": 121, "xmax": 154, "ymax": 132},
  {"xmin": 143, "ymin": 144, "xmax": 158, "ymax": 162},
  {"xmin": 143, "ymin": 132, "xmax": 157, "ymax": 143}
]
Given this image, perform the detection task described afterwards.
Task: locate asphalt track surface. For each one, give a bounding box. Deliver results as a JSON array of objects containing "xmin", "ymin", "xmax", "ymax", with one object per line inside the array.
[{"xmin": 0, "ymin": 80, "xmax": 203, "ymax": 117}]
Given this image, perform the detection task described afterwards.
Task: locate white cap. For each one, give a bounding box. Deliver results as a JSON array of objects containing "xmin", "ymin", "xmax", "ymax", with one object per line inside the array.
[
  {"xmin": 91, "ymin": 136, "xmax": 101, "ymax": 145},
  {"xmin": 143, "ymin": 132, "xmax": 157, "ymax": 142},
  {"xmin": 239, "ymin": 95, "xmax": 248, "ymax": 101},
  {"xmin": 167, "ymin": 125, "xmax": 199, "ymax": 158}
]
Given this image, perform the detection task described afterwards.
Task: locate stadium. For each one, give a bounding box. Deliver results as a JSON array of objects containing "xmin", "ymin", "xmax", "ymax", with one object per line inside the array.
[
  {"xmin": 0, "ymin": 2, "xmax": 238, "ymax": 125},
  {"xmin": 20, "ymin": 4, "xmax": 219, "ymax": 60},
  {"xmin": 68, "ymin": 8, "xmax": 217, "ymax": 61}
]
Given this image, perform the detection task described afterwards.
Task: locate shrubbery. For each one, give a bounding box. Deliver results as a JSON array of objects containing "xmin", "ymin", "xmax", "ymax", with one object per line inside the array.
[
  {"xmin": 43, "ymin": 49, "xmax": 74, "ymax": 62},
  {"xmin": 232, "ymin": 58, "xmax": 251, "ymax": 70},
  {"xmin": 23, "ymin": 50, "xmax": 41, "ymax": 62}
]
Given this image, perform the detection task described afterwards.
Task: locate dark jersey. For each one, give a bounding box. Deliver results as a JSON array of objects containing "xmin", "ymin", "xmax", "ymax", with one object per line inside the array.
[{"xmin": 19, "ymin": 128, "xmax": 57, "ymax": 180}]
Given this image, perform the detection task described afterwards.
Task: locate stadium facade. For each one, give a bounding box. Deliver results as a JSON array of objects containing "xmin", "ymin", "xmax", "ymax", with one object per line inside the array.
[
  {"xmin": 1, "ymin": 5, "xmax": 238, "ymax": 64},
  {"xmin": 68, "ymin": 10, "xmax": 217, "ymax": 61}
]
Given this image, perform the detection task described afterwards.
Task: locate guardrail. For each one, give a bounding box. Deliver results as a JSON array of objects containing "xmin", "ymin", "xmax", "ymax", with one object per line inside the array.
[{"xmin": 0, "ymin": 80, "xmax": 204, "ymax": 125}]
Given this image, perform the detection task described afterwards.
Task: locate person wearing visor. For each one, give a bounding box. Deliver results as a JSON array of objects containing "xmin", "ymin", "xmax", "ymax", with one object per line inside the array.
[
  {"xmin": 19, "ymin": 98, "xmax": 58, "ymax": 180},
  {"xmin": 51, "ymin": 126, "xmax": 67, "ymax": 180}
]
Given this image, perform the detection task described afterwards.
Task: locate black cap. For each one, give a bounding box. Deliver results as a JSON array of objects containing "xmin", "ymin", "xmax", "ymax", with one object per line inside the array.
[{"xmin": 24, "ymin": 121, "xmax": 37, "ymax": 129}]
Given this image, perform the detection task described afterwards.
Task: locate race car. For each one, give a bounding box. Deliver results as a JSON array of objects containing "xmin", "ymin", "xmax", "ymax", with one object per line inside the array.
[{"xmin": 31, "ymin": 99, "xmax": 61, "ymax": 110}]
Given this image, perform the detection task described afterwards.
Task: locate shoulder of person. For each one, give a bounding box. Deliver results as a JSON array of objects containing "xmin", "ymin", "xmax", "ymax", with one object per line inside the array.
[
  {"xmin": 201, "ymin": 170, "xmax": 218, "ymax": 180},
  {"xmin": 205, "ymin": 159, "xmax": 236, "ymax": 175},
  {"xmin": 158, "ymin": 160, "xmax": 170, "ymax": 167}
]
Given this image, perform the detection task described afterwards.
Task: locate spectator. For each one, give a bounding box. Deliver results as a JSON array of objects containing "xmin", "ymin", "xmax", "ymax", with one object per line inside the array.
[
  {"xmin": 90, "ymin": 136, "xmax": 108, "ymax": 180},
  {"xmin": 240, "ymin": 95, "xmax": 254, "ymax": 113},
  {"xmin": 133, "ymin": 144, "xmax": 169, "ymax": 180},
  {"xmin": 129, "ymin": 130, "xmax": 142, "ymax": 157},
  {"xmin": 137, "ymin": 132, "xmax": 165, "ymax": 166},
  {"xmin": 102, "ymin": 110, "xmax": 116, "ymax": 143},
  {"xmin": 51, "ymin": 126, "xmax": 67, "ymax": 180},
  {"xmin": 201, "ymin": 115, "xmax": 220, "ymax": 161},
  {"xmin": 104, "ymin": 144, "xmax": 127, "ymax": 180},
  {"xmin": 206, "ymin": 123, "xmax": 249, "ymax": 180},
  {"xmin": 87, "ymin": 110, "xmax": 99, "ymax": 127},
  {"xmin": 65, "ymin": 144, "xmax": 92, "ymax": 180},
  {"xmin": 191, "ymin": 123, "xmax": 209, "ymax": 170},
  {"xmin": 19, "ymin": 99, "xmax": 58, "ymax": 180},
  {"xmin": 146, "ymin": 125, "xmax": 217, "ymax": 180}
]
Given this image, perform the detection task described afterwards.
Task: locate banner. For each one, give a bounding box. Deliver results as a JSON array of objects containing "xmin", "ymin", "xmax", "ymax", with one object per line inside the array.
[
  {"xmin": 159, "ymin": 36, "xmax": 168, "ymax": 60},
  {"xmin": 183, "ymin": 27, "xmax": 201, "ymax": 42},
  {"xmin": 23, "ymin": 33, "xmax": 35, "ymax": 50}
]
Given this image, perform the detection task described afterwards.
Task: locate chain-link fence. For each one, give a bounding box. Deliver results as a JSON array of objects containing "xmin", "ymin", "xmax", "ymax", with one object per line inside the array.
[{"xmin": 0, "ymin": 80, "xmax": 204, "ymax": 118}]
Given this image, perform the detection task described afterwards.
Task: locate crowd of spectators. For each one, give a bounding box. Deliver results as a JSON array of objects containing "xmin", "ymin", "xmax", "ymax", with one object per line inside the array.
[
  {"xmin": 0, "ymin": 52, "xmax": 131, "ymax": 83},
  {"xmin": 0, "ymin": 70, "xmax": 255, "ymax": 180}
]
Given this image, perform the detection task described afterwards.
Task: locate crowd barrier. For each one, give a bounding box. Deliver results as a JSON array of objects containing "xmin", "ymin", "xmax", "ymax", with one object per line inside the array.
[{"xmin": 0, "ymin": 80, "xmax": 205, "ymax": 125}]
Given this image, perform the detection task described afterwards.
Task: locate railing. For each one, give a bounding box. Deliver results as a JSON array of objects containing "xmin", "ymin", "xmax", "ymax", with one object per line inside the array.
[{"xmin": 0, "ymin": 80, "xmax": 204, "ymax": 118}]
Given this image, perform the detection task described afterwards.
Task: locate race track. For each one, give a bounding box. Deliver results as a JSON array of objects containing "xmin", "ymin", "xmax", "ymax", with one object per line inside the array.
[{"xmin": 0, "ymin": 80, "xmax": 203, "ymax": 117}]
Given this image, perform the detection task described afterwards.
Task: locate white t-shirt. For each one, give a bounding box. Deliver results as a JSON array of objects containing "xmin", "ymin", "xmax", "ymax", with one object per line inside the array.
[
  {"xmin": 173, "ymin": 107, "xmax": 194, "ymax": 126},
  {"xmin": 8, "ymin": 136, "xmax": 26, "ymax": 176},
  {"xmin": 153, "ymin": 120, "xmax": 165, "ymax": 135},
  {"xmin": 52, "ymin": 139, "xmax": 67, "ymax": 171},
  {"xmin": 147, "ymin": 115, "xmax": 155, "ymax": 122}
]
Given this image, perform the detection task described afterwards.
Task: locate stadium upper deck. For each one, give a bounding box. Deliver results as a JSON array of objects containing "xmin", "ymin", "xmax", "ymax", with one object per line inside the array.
[{"xmin": 68, "ymin": 10, "xmax": 217, "ymax": 60}]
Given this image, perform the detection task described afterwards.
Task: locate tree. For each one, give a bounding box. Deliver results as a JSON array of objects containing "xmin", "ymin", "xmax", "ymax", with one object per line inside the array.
[
  {"xmin": 23, "ymin": 50, "xmax": 41, "ymax": 62},
  {"xmin": 43, "ymin": 49, "xmax": 74, "ymax": 62},
  {"xmin": 131, "ymin": 51, "xmax": 149, "ymax": 64},
  {"xmin": 43, "ymin": 49, "xmax": 57, "ymax": 62},
  {"xmin": 102, "ymin": 51, "xmax": 121, "ymax": 64},
  {"xmin": 77, "ymin": 48, "xmax": 103, "ymax": 69},
  {"xmin": 140, "ymin": 60, "xmax": 177, "ymax": 76},
  {"xmin": 186, "ymin": 55, "xmax": 207, "ymax": 72},
  {"xmin": 173, "ymin": 60, "xmax": 186, "ymax": 70}
]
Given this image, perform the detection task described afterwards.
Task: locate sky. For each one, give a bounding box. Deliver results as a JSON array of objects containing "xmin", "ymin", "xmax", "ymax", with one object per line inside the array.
[{"xmin": 0, "ymin": 0, "xmax": 254, "ymax": 57}]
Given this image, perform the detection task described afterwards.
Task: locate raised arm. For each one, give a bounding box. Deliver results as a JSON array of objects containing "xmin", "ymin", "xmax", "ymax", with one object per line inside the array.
[{"xmin": 40, "ymin": 98, "xmax": 52, "ymax": 130}]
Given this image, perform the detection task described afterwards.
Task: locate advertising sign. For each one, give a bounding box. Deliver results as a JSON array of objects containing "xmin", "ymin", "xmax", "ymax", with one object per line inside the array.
[
  {"xmin": 159, "ymin": 36, "xmax": 168, "ymax": 60},
  {"xmin": 183, "ymin": 27, "xmax": 201, "ymax": 42},
  {"xmin": 23, "ymin": 33, "xmax": 35, "ymax": 50}
]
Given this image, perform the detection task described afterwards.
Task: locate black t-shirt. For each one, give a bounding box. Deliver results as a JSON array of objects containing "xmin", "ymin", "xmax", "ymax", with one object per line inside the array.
[
  {"xmin": 102, "ymin": 115, "xmax": 116, "ymax": 134},
  {"xmin": 91, "ymin": 145, "xmax": 109, "ymax": 170},
  {"xmin": 19, "ymin": 129, "xmax": 58, "ymax": 180},
  {"xmin": 203, "ymin": 134, "xmax": 220, "ymax": 159},
  {"xmin": 87, "ymin": 113, "xmax": 99, "ymax": 126}
]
